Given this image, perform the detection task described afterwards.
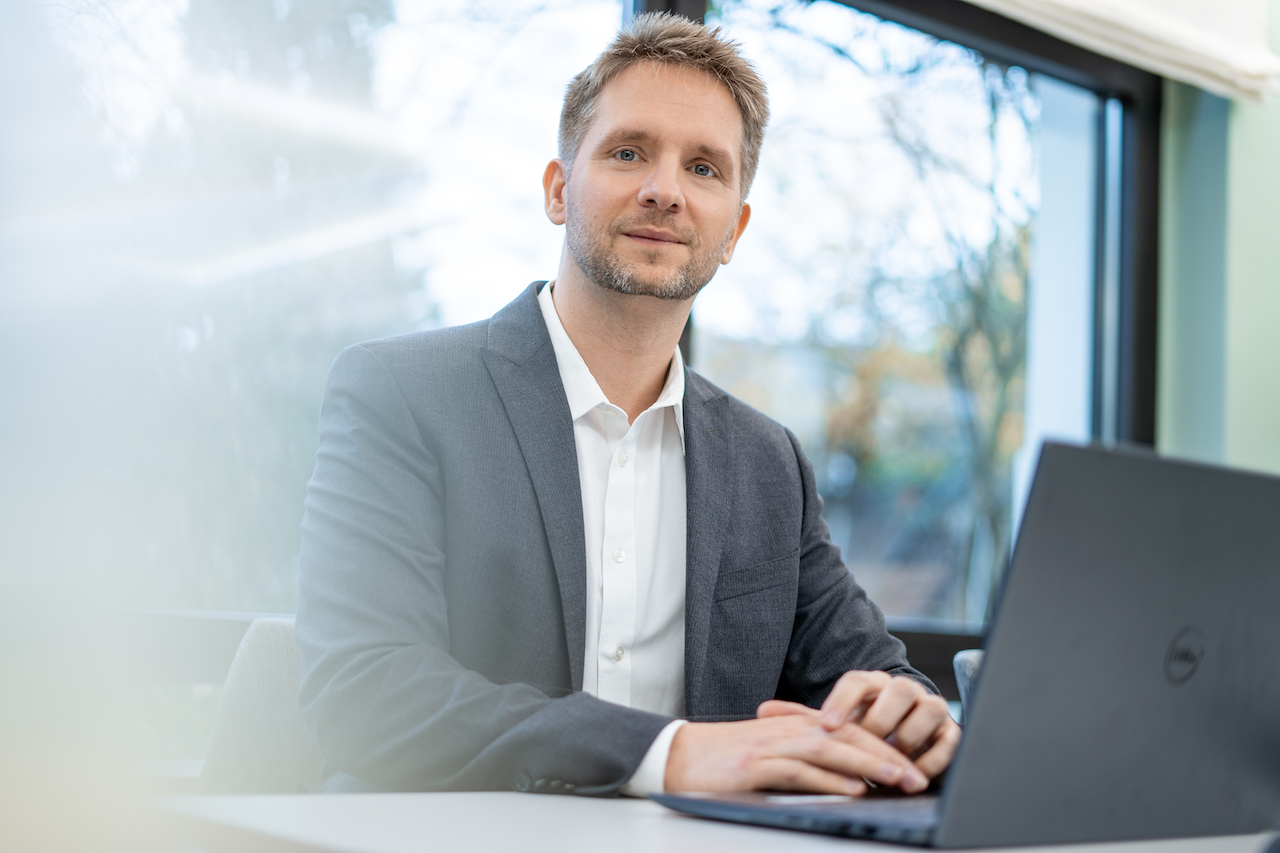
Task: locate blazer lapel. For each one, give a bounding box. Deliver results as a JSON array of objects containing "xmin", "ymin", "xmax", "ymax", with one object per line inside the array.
[
  {"xmin": 480, "ymin": 283, "xmax": 587, "ymax": 692},
  {"xmin": 682, "ymin": 372, "xmax": 732, "ymax": 714}
]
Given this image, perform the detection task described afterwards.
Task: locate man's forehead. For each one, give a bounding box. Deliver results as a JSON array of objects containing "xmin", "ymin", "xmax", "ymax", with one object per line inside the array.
[{"xmin": 588, "ymin": 62, "xmax": 744, "ymax": 148}]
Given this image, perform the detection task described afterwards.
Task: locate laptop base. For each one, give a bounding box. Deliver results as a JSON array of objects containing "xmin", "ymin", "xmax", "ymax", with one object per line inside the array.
[{"xmin": 652, "ymin": 792, "xmax": 939, "ymax": 846}]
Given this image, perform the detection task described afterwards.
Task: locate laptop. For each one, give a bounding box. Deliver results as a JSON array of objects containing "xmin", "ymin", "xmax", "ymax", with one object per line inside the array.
[{"xmin": 653, "ymin": 442, "xmax": 1280, "ymax": 846}]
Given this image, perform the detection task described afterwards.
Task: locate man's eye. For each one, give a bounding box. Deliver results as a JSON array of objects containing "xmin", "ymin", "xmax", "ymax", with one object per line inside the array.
[
  {"xmin": 617, "ymin": 149, "xmax": 638, "ymax": 162},
  {"xmin": 692, "ymin": 164, "xmax": 714, "ymax": 177}
]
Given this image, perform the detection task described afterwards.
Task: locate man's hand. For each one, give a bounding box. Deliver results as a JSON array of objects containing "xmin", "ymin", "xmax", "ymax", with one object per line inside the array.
[
  {"xmin": 759, "ymin": 671, "xmax": 961, "ymax": 782},
  {"xmin": 663, "ymin": 713, "xmax": 931, "ymax": 795}
]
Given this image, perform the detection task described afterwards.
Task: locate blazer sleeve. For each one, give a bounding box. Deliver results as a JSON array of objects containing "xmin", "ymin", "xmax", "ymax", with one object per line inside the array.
[
  {"xmin": 779, "ymin": 429, "xmax": 939, "ymax": 705},
  {"xmin": 295, "ymin": 343, "xmax": 672, "ymax": 795}
]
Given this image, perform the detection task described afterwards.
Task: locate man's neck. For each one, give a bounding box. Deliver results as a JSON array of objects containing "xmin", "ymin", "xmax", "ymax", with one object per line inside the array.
[{"xmin": 550, "ymin": 267, "xmax": 691, "ymax": 424}]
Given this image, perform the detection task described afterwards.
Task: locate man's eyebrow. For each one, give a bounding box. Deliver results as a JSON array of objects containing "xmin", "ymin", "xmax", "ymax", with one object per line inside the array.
[{"xmin": 595, "ymin": 129, "xmax": 657, "ymax": 149}]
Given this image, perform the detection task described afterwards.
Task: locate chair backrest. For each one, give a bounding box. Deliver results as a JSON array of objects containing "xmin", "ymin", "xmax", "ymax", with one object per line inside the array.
[
  {"xmin": 952, "ymin": 648, "xmax": 984, "ymax": 724},
  {"xmin": 198, "ymin": 617, "xmax": 324, "ymax": 794}
]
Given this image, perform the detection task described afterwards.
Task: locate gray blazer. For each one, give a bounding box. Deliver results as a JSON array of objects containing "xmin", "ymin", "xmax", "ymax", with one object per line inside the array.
[{"xmin": 296, "ymin": 282, "xmax": 931, "ymax": 796}]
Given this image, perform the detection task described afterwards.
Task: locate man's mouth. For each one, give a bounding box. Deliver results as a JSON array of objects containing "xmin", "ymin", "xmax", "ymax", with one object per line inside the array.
[{"xmin": 623, "ymin": 227, "xmax": 684, "ymax": 245}]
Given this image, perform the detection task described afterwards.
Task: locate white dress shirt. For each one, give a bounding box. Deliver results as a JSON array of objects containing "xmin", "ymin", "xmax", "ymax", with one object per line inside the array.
[{"xmin": 537, "ymin": 282, "xmax": 688, "ymax": 795}]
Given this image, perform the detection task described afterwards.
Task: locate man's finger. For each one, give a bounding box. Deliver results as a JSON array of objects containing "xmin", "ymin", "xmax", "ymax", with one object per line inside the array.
[
  {"xmin": 887, "ymin": 694, "xmax": 952, "ymax": 757},
  {"xmin": 912, "ymin": 719, "xmax": 962, "ymax": 779},
  {"xmin": 824, "ymin": 724, "xmax": 930, "ymax": 793},
  {"xmin": 860, "ymin": 676, "xmax": 929, "ymax": 739},
  {"xmin": 750, "ymin": 757, "xmax": 867, "ymax": 796},
  {"xmin": 778, "ymin": 729, "xmax": 928, "ymax": 792},
  {"xmin": 818, "ymin": 670, "xmax": 890, "ymax": 730},
  {"xmin": 757, "ymin": 699, "xmax": 818, "ymax": 719},
  {"xmin": 827, "ymin": 720, "xmax": 915, "ymax": 765}
]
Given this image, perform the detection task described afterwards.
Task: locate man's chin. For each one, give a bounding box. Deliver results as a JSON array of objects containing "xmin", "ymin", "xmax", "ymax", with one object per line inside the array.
[
  {"xmin": 619, "ymin": 259, "xmax": 714, "ymax": 297},
  {"xmin": 599, "ymin": 276, "xmax": 701, "ymax": 301}
]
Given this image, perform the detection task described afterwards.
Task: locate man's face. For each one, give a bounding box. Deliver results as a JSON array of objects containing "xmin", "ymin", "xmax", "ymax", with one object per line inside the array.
[{"xmin": 545, "ymin": 62, "xmax": 751, "ymax": 301}]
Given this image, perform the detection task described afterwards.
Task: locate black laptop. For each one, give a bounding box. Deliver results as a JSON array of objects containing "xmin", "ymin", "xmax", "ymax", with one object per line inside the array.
[{"xmin": 653, "ymin": 442, "xmax": 1280, "ymax": 846}]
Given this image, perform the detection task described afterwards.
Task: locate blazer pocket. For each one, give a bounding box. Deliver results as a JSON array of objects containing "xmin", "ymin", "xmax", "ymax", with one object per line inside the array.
[{"xmin": 713, "ymin": 548, "xmax": 799, "ymax": 602}]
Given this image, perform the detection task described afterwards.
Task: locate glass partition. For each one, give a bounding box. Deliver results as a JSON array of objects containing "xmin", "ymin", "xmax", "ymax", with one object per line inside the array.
[{"xmin": 1, "ymin": 0, "xmax": 620, "ymax": 613}]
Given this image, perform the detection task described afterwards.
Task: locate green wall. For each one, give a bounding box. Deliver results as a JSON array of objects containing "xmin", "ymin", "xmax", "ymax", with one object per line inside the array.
[
  {"xmin": 1159, "ymin": 81, "xmax": 1228, "ymax": 465},
  {"xmin": 1160, "ymin": 0, "xmax": 1280, "ymax": 475},
  {"xmin": 1223, "ymin": 2, "xmax": 1280, "ymax": 474}
]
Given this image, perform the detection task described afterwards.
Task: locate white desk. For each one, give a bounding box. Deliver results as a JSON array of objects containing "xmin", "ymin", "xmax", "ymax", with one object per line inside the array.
[{"xmin": 166, "ymin": 792, "xmax": 1277, "ymax": 853}]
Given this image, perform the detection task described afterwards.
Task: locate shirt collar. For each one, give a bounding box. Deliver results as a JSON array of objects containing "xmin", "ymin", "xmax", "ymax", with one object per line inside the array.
[{"xmin": 536, "ymin": 281, "xmax": 685, "ymax": 449}]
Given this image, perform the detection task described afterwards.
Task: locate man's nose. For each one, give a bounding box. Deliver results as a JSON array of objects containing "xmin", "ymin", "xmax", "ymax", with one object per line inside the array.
[{"xmin": 637, "ymin": 157, "xmax": 684, "ymax": 212}]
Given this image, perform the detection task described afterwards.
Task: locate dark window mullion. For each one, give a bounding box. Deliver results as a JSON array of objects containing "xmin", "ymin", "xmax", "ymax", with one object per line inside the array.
[
  {"xmin": 1116, "ymin": 78, "xmax": 1162, "ymax": 446},
  {"xmin": 624, "ymin": 1, "xmax": 705, "ymax": 24}
]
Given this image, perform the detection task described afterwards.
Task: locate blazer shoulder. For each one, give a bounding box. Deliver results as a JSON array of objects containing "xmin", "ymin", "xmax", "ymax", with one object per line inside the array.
[
  {"xmin": 330, "ymin": 321, "xmax": 489, "ymax": 381},
  {"xmin": 345, "ymin": 320, "xmax": 490, "ymax": 364},
  {"xmin": 340, "ymin": 281, "xmax": 545, "ymax": 374}
]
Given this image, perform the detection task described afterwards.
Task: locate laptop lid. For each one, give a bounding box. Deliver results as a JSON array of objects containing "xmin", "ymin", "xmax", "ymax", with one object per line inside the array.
[{"xmin": 934, "ymin": 442, "xmax": 1280, "ymax": 847}]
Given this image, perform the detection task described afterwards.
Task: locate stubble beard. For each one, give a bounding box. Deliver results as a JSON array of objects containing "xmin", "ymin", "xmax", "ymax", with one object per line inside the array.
[{"xmin": 566, "ymin": 210, "xmax": 733, "ymax": 302}]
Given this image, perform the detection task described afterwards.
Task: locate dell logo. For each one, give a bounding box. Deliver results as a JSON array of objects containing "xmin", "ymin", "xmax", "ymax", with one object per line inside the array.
[{"xmin": 1164, "ymin": 627, "xmax": 1206, "ymax": 684}]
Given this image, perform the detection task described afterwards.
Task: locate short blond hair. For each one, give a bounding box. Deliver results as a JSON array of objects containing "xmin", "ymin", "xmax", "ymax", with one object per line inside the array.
[{"xmin": 558, "ymin": 12, "xmax": 770, "ymax": 199}]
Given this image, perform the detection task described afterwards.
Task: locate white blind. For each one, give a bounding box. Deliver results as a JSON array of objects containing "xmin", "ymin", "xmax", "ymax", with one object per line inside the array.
[{"xmin": 963, "ymin": 0, "xmax": 1280, "ymax": 100}]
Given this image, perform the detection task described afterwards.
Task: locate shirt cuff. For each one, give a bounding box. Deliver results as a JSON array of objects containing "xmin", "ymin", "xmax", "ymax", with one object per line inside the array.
[{"xmin": 620, "ymin": 719, "xmax": 687, "ymax": 797}]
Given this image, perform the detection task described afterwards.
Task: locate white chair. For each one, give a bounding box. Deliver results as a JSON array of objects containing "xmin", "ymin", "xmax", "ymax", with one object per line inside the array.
[{"xmin": 198, "ymin": 617, "xmax": 324, "ymax": 794}]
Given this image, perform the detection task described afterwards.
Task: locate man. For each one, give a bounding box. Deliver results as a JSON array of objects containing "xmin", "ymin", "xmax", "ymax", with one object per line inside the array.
[{"xmin": 297, "ymin": 12, "xmax": 959, "ymax": 798}]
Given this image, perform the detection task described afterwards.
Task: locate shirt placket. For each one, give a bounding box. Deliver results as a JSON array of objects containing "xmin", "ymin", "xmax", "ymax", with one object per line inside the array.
[{"xmin": 596, "ymin": 405, "xmax": 640, "ymax": 707}]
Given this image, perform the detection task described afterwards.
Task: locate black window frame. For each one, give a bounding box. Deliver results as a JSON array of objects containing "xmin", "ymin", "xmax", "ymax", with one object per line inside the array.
[{"xmin": 629, "ymin": 0, "xmax": 1162, "ymax": 696}]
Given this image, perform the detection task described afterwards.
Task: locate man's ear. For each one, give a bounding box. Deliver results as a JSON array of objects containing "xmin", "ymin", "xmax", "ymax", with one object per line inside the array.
[
  {"xmin": 544, "ymin": 159, "xmax": 568, "ymax": 226},
  {"xmin": 720, "ymin": 202, "xmax": 752, "ymax": 265}
]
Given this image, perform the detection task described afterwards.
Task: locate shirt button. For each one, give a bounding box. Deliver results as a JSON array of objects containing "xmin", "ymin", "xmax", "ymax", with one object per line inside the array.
[
  {"xmin": 612, "ymin": 549, "xmax": 625, "ymax": 563},
  {"xmin": 618, "ymin": 452, "xmax": 628, "ymax": 467},
  {"xmin": 615, "ymin": 646, "xmax": 625, "ymax": 662}
]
